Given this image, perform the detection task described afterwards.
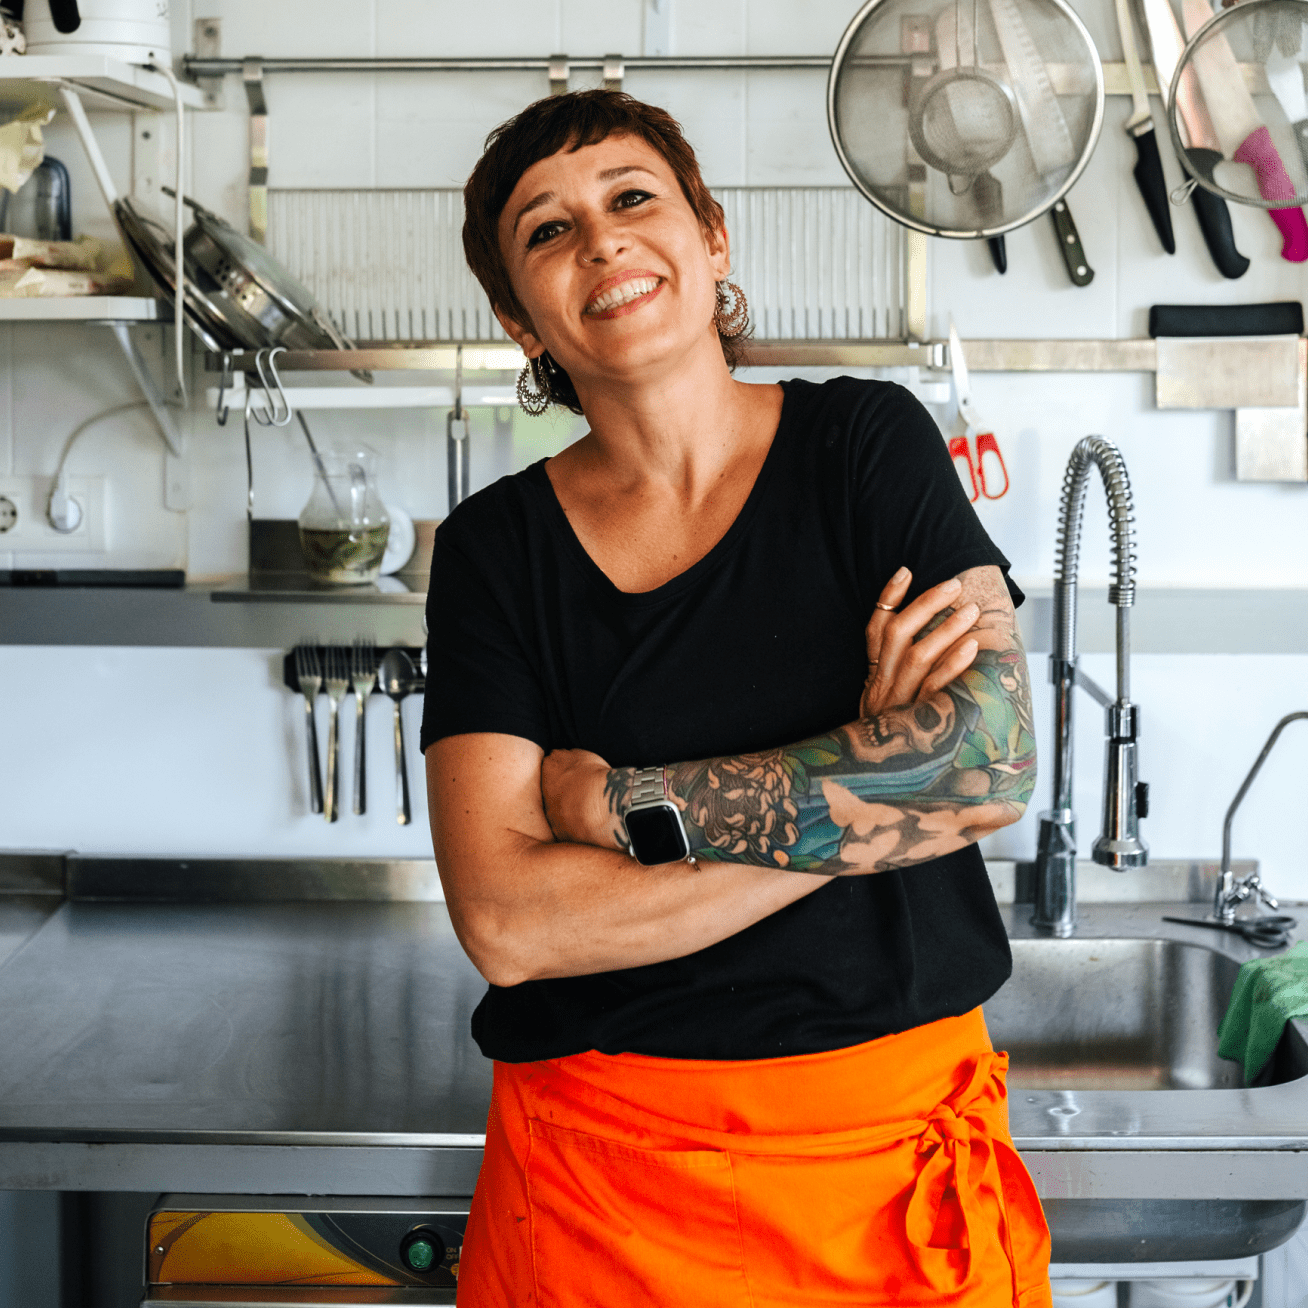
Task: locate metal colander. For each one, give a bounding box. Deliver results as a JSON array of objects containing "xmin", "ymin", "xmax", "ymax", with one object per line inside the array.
[
  {"xmin": 1168, "ymin": 0, "xmax": 1308, "ymax": 210},
  {"xmin": 828, "ymin": 0, "xmax": 1105, "ymax": 238}
]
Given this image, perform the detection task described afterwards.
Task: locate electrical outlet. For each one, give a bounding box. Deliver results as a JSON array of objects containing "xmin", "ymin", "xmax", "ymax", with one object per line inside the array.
[{"xmin": 0, "ymin": 477, "xmax": 106, "ymax": 552}]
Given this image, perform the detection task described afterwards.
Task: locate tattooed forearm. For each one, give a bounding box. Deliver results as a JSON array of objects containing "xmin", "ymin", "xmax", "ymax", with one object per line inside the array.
[
  {"xmin": 603, "ymin": 767, "xmax": 635, "ymax": 853},
  {"xmin": 608, "ymin": 570, "xmax": 1036, "ymax": 876}
]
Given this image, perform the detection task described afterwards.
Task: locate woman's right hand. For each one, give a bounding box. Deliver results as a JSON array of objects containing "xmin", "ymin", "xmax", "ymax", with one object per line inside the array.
[{"xmin": 859, "ymin": 568, "xmax": 979, "ymax": 718}]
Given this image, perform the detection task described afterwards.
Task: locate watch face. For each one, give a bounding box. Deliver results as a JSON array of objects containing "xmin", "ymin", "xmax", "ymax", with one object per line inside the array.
[{"xmin": 624, "ymin": 803, "xmax": 691, "ymax": 866}]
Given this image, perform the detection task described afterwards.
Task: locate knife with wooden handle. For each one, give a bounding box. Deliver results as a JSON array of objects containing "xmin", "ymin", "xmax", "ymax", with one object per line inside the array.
[
  {"xmin": 1116, "ymin": 0, "xmax": 1175, "ymax": 251},
  {"xmin": 1182, "ymin": 0, "xmax": 1308, "ymax": 262},
  {"xmin": 1138, "ymin": 0, "xmax": 1250, "ymax": 277}
]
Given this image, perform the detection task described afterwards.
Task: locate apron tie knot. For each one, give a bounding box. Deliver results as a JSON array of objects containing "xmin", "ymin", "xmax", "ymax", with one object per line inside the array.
[{"xmin": 903, "ymin": 1052, "xmax": 1007, "ymax": 1292}]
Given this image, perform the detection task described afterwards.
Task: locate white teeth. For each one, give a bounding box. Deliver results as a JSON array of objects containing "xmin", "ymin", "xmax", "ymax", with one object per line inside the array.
[{"xmin": 587, "ymin": 277, "xmax": 659, "ymax": 314}]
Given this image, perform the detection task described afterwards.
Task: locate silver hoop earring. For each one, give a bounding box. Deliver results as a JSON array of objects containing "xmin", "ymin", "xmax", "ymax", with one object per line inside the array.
[
  {"xmin": 714, "ymin": 281, "xmax": 749, "ymax": 338},
  {"xmin": 516, "ymin": 359, "xmax": 550, "ymax": 416}
]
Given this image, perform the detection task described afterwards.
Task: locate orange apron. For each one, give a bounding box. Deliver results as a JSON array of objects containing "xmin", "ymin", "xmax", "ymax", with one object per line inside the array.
[{"xmin": 458, "ymin": 1007, "xmax": 1051, "ymax": 1308}]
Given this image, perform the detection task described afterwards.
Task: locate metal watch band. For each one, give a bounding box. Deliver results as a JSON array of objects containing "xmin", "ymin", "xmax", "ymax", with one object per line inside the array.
[{"xmin": 628, "ymin": 765, "xmax": 667, "ymax": 807}]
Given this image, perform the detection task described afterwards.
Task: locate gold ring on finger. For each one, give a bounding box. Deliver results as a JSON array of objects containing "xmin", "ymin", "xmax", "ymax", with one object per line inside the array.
[{"xmin": 875, "ymin": 602, "xmax": 896, "ymax": 612}]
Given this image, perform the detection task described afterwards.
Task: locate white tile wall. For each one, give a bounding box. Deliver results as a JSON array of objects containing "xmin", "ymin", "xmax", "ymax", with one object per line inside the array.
[{"xmin": 0, "ymin": 0, "xmax": 1306, "ymax": 897}]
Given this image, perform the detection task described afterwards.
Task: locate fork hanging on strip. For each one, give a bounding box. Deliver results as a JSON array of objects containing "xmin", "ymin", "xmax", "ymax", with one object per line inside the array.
[
  {"xmin": 351, "ymin": 638, "xmax": 377, "ymax": 815},
  {"xmin": 293, "ymin": 645, "xmax": 324, "ymax": 815},
  {"xmin": 323, "ymin": 646, "xmax": 351, "ymax": 822}
]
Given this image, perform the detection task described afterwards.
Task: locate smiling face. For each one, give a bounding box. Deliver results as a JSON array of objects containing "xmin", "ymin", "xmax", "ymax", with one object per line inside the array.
[{"xmin": 495, "ymin": 133, "xmax": 731, "ymax": 397}]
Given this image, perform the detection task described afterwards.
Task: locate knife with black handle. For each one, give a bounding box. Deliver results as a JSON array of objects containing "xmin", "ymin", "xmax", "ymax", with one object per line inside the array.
[
  {"xmin": 1129, "ymin": 122, "xmax": 1176, "ymax": 253},
  {"xmin": 1149, "ymin": 300, "xmax": 1304, "ymax": 337},
  {"xmin": 1116, "ymin": 0, "xmax": 1175, "ymax": 253},
  {"xmin": 1138, "ymin": 0, "xmax": 1251, "ymax": 278},
  {"xmin": 1050, "ymin": 199, "xmax": 1095, "ymax": 286},
  {"xmin": 1186, "ymin": 147, "xmax": 1252, "ymax": 278}
]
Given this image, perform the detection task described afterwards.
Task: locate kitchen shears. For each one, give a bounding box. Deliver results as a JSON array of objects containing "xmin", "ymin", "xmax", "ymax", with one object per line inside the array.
[
  {"xmin": 948, "ymin": 320, "xmax": 1009, "ymax": 502},
  {"xmin": 1162, "ymin": 913, "xmax": 1299, "ymax": 950}
]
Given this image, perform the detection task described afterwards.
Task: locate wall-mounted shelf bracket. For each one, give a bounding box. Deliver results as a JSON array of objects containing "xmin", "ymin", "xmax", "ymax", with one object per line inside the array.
[{"xmin": 108, "ymin": 321, "xmax": 190, "ymax": 511}]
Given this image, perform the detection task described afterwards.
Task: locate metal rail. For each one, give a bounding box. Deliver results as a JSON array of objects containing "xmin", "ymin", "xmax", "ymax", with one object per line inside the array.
[
  {"xmin": 202, "ymin": 340, "xmax": 1168, "ymax": 374},
  {"xmin": 180, "ymin": 56, "xmax": 1239, "ymax": 98},
  {"xmin": 184, "ymin": 55, "xmax": 835, "ymax": 75}
]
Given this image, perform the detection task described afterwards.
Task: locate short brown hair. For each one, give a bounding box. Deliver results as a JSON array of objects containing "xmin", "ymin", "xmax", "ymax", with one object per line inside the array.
[{"xmin": 462, "ymin": 89, "xmax": 748, "ymax": 414}]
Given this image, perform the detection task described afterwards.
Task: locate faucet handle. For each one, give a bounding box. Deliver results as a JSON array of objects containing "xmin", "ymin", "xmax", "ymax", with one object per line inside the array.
[{"xmin": 1254, "ymin": 879, "xmax": 1281, "ymax": 912}]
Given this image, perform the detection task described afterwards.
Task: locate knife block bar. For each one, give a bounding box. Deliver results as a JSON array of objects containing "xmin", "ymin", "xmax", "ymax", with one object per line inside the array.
[
  {"xmin": 1154, "ymin": 337, "xmax": 1307, "ymax": 483},
  {"xmin": 1155, "ymin": 336, "xmax": 1303, "ymax": 410}
]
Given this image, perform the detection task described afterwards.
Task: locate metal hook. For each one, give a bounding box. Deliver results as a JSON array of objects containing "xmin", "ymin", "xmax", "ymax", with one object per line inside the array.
[
  {"xmin": 215, "ymin": 352, "xmax": 233, "ymax": 427},
  {"xmin": 253, "ymin": 346, "xmax": 293, "ymax": 427},
  {"xmin": 243, "ymin": 390, "xmax": 256, "ymax": 519},
  {"xmin": 1170, "ymin": 176, "xmax": 1199, "ymax": 206}
]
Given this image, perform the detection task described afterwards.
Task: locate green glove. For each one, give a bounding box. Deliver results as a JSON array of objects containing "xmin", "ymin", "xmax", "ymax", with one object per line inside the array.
[{"xmin": 1218, "ymin": 941, "xmax": 1308, "ymax": 1084}]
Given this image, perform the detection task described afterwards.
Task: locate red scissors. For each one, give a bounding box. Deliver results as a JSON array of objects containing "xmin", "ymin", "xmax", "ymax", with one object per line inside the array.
[{"xmin": 948, "ymin": 320, "xmax": 1009, "ymax": 502}]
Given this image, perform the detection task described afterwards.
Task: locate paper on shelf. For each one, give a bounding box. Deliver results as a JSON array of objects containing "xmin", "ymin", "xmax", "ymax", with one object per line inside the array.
[{"xmin": 0, "ymin": 104, "xmax": 53, "ymax": 195}]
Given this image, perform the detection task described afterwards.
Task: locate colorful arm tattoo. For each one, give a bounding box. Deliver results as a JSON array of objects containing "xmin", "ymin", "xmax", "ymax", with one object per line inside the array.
[{"xmin": 604, "ymin": 570, "xmax": 1037, "ymax": 875}]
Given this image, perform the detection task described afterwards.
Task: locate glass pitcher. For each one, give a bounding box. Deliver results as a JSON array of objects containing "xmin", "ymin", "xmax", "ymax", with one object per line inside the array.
[{"xmin": 297, "ymin": 446, "xmax": 391, "ymax": 584}]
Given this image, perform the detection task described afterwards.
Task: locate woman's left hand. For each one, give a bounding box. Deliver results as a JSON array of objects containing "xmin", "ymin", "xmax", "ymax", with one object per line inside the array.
[
  {"xmin": 860, "ymin": 570, "xmax": 980, "ymax": 718},
  {"xmin": 541, "ymin": 748, "xmax": 621, "ymax": 848}
]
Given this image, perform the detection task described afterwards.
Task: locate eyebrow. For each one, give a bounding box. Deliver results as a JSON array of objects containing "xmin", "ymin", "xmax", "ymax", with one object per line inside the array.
[{"xmin": 510, "ymin": 165, "xmax": 659, "ymax": 237}]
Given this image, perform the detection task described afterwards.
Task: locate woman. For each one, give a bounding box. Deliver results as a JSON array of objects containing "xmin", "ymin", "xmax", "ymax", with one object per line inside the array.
[{"xmin": 423, "ymin": 89, "xmax": 1048, "ymax": 1307}]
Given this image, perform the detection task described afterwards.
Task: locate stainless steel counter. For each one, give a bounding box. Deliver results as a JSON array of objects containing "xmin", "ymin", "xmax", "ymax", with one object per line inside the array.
[
  {"xmin": 0, "ymin": 885, "xmax": 490, "ymax": 1194},
  {"xmin": 1, "ymin": 855, "xmax": 1306, "ymax": 1209}
]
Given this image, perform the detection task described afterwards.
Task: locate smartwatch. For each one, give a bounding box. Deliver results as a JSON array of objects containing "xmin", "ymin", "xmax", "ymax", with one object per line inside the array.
[{"xmin": 623, "ymin": 765, "xmax": 692, "ymax": 866}]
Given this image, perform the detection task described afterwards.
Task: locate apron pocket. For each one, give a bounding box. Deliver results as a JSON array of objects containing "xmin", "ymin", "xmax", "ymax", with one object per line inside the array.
[{"xmin": 525, "ymin": 1117, "xmax": 750, "ymax": 1308}]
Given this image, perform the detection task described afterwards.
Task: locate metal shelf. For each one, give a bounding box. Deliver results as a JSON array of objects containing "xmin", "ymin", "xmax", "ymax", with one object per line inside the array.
[
  {"xmin": 207, "ymin": 377, "xmax": 516, "ymax": 411},
  {"xmin": 0, "ymin": 55, "xmax": 208, "ymax": 113},
  {"xmin": 206, "ymin": 340, "xmax": 1174, "ymax": 375},
  {"xmin": 3, "ymin": 585, "xmax": 1307, "ymax": 650},
  {"xmin": 0, "ymin": 296, "xmax": 162, "ymax": 322}
]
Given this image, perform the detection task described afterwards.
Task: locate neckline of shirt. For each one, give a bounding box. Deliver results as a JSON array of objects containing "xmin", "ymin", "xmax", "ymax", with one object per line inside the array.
[{"xmin": 528, "ymin": 379, "xmax": 801, "ymax": 607}]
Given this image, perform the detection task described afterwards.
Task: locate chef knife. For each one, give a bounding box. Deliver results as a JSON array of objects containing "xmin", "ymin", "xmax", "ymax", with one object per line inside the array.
[
  {"xmin": 986, "ymin": 0, "xmax": 1095, "ymax": 285},
  {"xmin": 1265, "ymin": 48, "xmax": 1308, "ymax": 186},
  {"xmin": 1182, "ymin": 0, "xmax": 1308, "ymax": 262},
  {"xmin": 1138, "ymin": 0, "xmax": 1250, "ymax": 277},
  {"xmin": 1116, "ymin": 0, "xmax": 1176, "ymax": 251}
]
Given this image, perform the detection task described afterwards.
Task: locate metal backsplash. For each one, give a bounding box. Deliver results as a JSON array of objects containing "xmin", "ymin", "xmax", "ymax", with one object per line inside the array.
[{"xmin": 266, "ymin": 186, "xmax": 907, "ymax": 344}]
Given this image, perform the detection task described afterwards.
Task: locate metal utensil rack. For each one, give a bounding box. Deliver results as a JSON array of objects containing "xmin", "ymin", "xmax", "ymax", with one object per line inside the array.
[
  {"xmin": 183, "ymin": 39, "xmax": 1257, "ymax": 347},
  {"xmin": 204, "ymin": 338, "xmax": 1156, "ymax": 374}
]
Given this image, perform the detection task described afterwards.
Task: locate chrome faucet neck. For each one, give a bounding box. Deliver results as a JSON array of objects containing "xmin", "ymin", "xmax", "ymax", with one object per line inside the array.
[
  {"xmin": 1214, "ymin": 711, "xmax": 1308, "ymax": 923},
  {"xmin": 1032, "ymin": 436, "xmax": 1148, "ymax": 937}
]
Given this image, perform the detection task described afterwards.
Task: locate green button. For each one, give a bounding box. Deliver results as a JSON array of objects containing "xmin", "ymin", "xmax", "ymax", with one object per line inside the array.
[{"xmin": 404, "ymin": 1238, "xmax": 437, "ymax": 1271}]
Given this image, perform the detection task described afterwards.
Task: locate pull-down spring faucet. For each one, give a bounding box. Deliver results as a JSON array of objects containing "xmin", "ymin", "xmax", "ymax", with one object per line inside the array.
[{"xmin": 1032, "ymin": 436, "xmax": 1149, "ymax": 938}]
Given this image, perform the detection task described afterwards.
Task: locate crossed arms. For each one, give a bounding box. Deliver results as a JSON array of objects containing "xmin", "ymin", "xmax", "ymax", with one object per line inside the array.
[{"xmin": 427, "ymin": 564, "xmax": 1035, "ymax": 986}]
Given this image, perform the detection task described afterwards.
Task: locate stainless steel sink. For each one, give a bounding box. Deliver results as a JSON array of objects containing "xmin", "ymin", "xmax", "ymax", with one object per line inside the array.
[
  {"xmin": 986, "ymin": 924, "xmax": 1308, "ymax": 1264},
  {"xmin": 993, "ymin": 938, "xmax": 1246, "ymax": 1092}
]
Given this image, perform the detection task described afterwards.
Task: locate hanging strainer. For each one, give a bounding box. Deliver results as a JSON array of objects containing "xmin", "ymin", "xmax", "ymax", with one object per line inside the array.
[
  {"xmin": 1168, "ymin": 0, "xmax": 1308, "ymax": 210},
  {"xmin": 828, "ymin": 0, "xmax": 1104, "ymax": 237}
]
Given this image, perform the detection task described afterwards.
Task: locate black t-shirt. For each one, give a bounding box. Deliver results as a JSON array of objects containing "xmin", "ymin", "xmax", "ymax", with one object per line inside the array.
[{"xmin": 421, "ymin": 377, "xmax": 1019, "ymax": 1064}]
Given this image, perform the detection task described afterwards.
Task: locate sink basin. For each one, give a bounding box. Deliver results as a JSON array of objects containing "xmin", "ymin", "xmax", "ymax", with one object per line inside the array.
[
  {"xmin": 985, "ymin": 933, "xmax": 1308, "ymax": 1263},
  {"xmin": 991, "ymin": 938, "xmax": 1245, "ymax": 1091}
]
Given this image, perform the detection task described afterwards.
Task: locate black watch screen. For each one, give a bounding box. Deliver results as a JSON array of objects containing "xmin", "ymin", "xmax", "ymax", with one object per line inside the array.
[{"xmin": 624, "ymin": 803, "xmax": 692, "ymax": 866}]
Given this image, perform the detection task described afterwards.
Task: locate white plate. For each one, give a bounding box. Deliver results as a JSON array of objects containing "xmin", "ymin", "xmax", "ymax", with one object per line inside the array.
[{"xmin": 380, "ymin": 505, "xmax": 416, "ymax": 575}]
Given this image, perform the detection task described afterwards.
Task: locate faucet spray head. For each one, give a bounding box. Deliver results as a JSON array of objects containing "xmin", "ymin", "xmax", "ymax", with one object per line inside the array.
[{"xmin": 1092, "ymin": 702, "xmax": 1149, "ymax": 869}]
